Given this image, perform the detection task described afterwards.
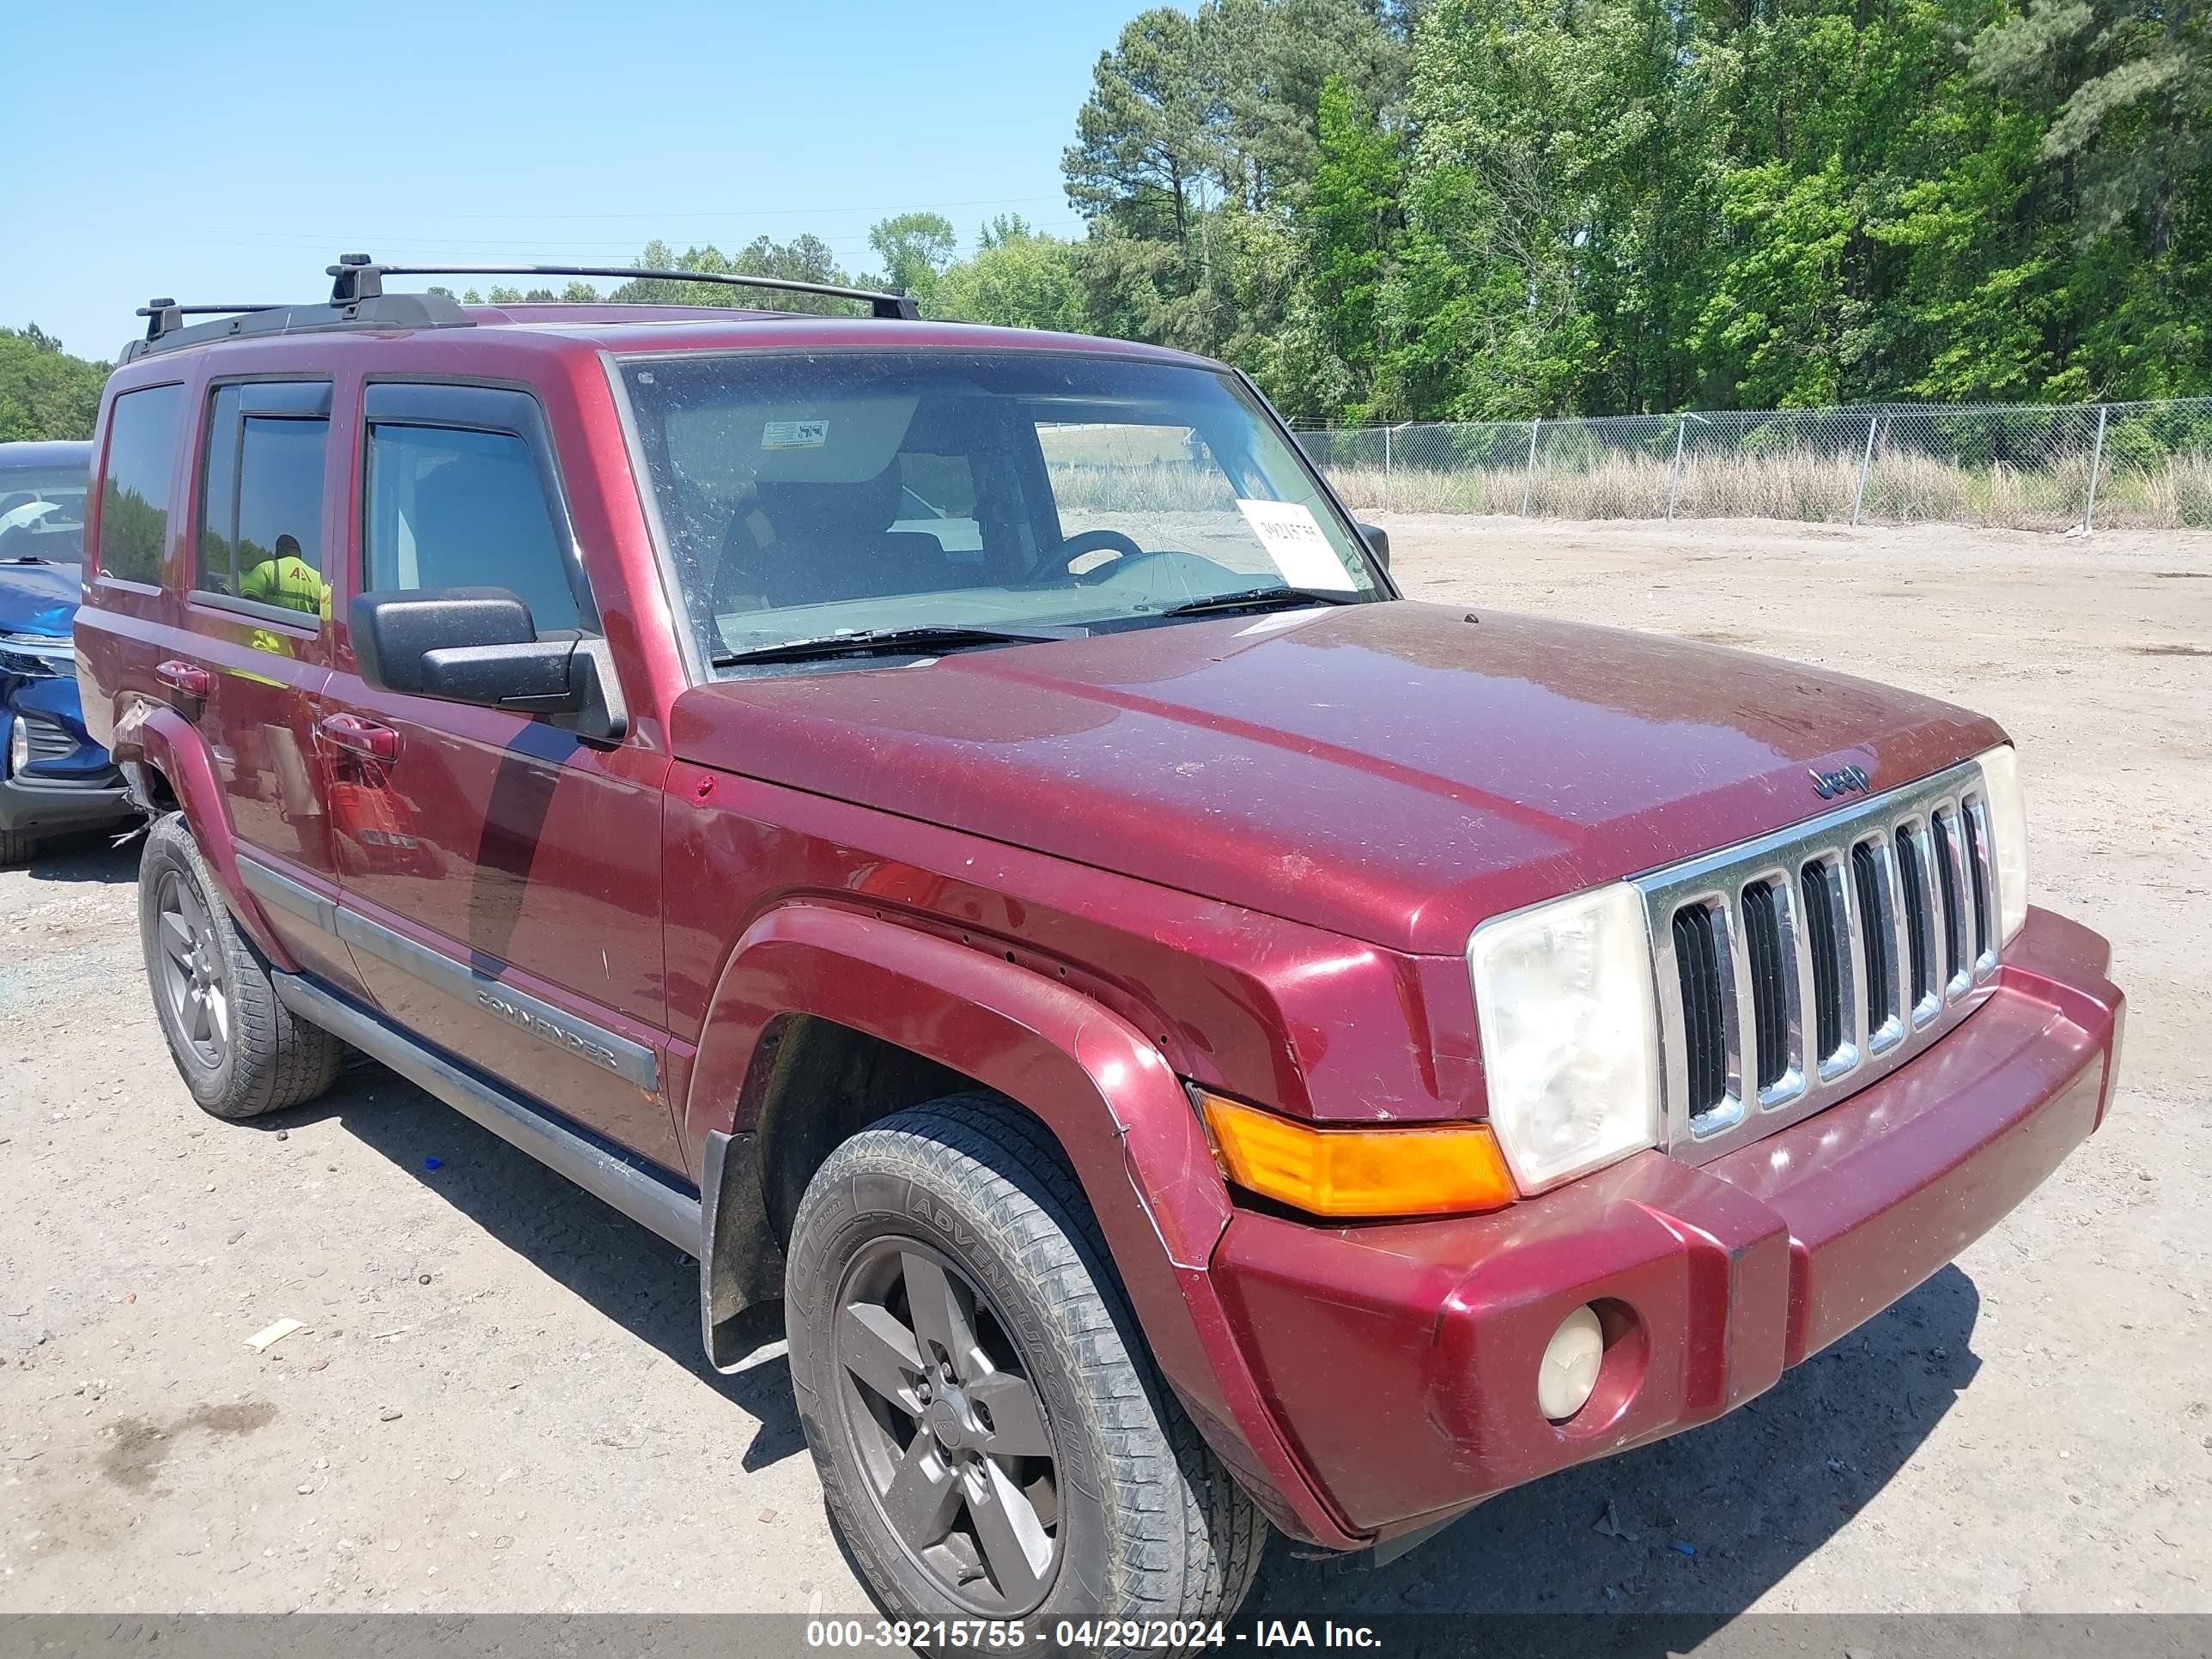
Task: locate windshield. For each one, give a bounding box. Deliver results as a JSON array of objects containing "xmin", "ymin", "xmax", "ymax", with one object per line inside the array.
[
  {"xmin": 615, "ymin": 349, "xmax": 1383, "ymax": 672},
  {"xmin": 0, "ymin": 465, "xmax": 88, "ymax": 562}
]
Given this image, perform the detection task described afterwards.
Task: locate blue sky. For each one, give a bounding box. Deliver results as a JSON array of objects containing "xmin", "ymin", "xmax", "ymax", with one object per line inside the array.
[{"xmin": 3, "ymin": 0, "xmax": 1147, "ymax": 360}]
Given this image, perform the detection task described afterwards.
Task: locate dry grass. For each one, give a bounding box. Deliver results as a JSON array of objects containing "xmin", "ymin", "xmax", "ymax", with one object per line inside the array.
[
  {"xmin": 1044, "ymin": 459, "xmax": 1240, "ymax": 512},
  {"xmin": 1319, "ymin": 451, "xmax": 2212, "ymax": 531}
]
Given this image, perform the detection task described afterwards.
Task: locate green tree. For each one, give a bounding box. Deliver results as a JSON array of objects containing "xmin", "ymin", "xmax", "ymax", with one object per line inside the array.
[
  {"xmin": 934, "ymin": 227, "xmax": 1086, "ymax": 331},
  {"xmin": 605, "ymin": 237, "xmax": 859, "ymax": 314},
  {"xmin": 867, "ymin": 212, "xmax": 958, "ymax": 307},
  {"xmin": 1065, "ymin": 8, "xmax": 1224, "ymax": 260},
  {"xmin": 1061, "ymin": 0, "xmax": 1411, "ymax": 381},
  {"xmin": 1210, "ymin": 0, "xmax": 1410, "ymax": 210},
  {"xmin": 1294, "ymin": 75, "xmax": 1404, "ymax": 417},
  {"xmin": 0, "ymin": 326, "xmax": 110, "ymax": 443}
]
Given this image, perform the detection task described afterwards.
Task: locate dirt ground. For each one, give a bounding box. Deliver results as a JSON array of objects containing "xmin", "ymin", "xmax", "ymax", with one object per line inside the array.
[{"xmin": 3, "ymin": 516, "xmax": 2208, "ymax": 1620}]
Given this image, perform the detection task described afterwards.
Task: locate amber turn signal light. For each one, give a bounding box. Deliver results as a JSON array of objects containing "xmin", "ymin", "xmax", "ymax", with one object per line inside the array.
[{"xmin": 1197, "ymin": 1091, "xmax": 1518, "ymax": 1218}]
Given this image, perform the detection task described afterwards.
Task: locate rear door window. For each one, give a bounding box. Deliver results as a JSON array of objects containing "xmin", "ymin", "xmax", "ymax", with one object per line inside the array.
[
  {"xmin": 363, "ymin": 423, "xmax": 582, "ymax": 635},
  {"xmin": 98, "ymin": 384, "xmax": 185, "ymax": 585},
  {"xmin": 196, "ymin": 382, "xmax": 333, "ymax": 622}
]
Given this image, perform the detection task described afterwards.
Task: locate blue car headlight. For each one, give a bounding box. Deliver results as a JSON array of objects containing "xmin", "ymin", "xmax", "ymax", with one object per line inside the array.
[{"xmin": 0, "ymin": 631, "xmax": 75, "ymax": 679}]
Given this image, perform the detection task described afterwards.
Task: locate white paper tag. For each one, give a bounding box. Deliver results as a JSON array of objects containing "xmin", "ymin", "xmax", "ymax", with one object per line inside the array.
[
  {"xmin": 1235, "ymin": 499, "xmax": 1357, "ymax": 592},
  {"xmin": 762, "ymin": 418, "xmax": 830, "ymax": 450}
]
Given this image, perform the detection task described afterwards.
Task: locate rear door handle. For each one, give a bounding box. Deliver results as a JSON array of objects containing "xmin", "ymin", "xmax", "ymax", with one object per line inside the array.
[
  {"xmin": 155, "ymin": 659, "xmax": 211, "ymax": 701},
  {"xmin": 318, "ymin": 712, "xmax": 401, "ymax": 763}
]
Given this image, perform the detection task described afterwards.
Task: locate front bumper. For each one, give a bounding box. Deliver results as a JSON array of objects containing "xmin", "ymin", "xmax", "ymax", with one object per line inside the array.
[
  {"xmin": 2, "ymin": 667, "xmax": 132, "ymax": 838},
  {"xmin": 0, "ymin": 770, "xmax": 133, "ymax": 836},
  {"xmin": 1209, "ymin": 905, "xmax": 2123, "ymax": 1540}
]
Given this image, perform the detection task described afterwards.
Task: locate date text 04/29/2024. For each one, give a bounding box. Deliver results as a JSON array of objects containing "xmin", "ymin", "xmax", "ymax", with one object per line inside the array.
[{"xmin": 804, "ymin": 1620, "xmax": 1383, "ymax": 1650}]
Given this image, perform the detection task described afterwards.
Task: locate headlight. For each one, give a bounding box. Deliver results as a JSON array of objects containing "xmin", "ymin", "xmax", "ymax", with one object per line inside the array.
[
  {"xmin": 0, "ymin": 632, "xmax": 73, "ymax": 679},
  {"xmin": 1468, "ymin": 882, "xmax": 1661, "ymax": 1193},
  {"xmin": 1974, "ymin": 744, "xmax": 2028, "ymax": 945}
]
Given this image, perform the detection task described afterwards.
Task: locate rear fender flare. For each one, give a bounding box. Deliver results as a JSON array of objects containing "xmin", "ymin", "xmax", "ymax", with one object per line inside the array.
[
  {"xmin": 686, "ymin": 901, "xmax": 1360, "ymax": 1548},
  {"xmin": 112, "ymin": 700, "xmax": 295, "ymax": 969}
]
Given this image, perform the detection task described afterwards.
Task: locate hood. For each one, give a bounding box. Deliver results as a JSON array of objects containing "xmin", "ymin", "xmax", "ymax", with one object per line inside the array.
[
  {"xmin": 671, "ymin": 601, "xmax": 2003, "ymax": 954},
  {"xmin": 0, "ymin": 562, "xmax": 82, "ymax": 637}
]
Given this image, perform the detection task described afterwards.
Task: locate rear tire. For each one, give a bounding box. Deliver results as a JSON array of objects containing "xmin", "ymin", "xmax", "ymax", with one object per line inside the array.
[
  {"xmin": 787, "ymin": 1093, "xmax": 1266, "ymax": 1638},
  {"xmin": 139, "ymin": 812, "xmax": 343, "ymax": 1121}
]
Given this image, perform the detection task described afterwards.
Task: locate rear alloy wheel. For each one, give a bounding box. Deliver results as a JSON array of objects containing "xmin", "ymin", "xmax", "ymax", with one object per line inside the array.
[
  {"xmin": 138, "ymin": 812, "xmax": 344, "ymax": 1120},
  {"xmin": 787, "ymin": 1094, "xmax": 1266, "ymax": 1633},
  {"xmin": 154, "ymin": 866, "xmax": 231, "ymax": 1068},
  {"xmin": 832, "ymin": 1237, "xmax": 1062, "ymax": 1613}
]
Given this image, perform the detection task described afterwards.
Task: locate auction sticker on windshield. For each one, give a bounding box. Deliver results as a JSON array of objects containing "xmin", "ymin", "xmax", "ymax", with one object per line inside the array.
[
  {"xmin": 762, "ymin": 419, "xmax": 830, "ymax": 450},
  {"xmin": 1236, "ymin": 499, "xmax": 1358, "ymax": 591}
]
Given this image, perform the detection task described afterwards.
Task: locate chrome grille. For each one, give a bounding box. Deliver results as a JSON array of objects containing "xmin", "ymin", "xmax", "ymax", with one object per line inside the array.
[{"xmin": 1640, "ymin": 757, "xmax": 2003, "ymax": 1163}]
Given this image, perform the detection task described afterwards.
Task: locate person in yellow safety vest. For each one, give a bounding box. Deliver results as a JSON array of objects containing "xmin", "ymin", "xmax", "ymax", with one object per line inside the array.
[
  {"xmin": 234, "ymin": 532, "xmax": 331, "ymax": 665},
  {"xmin": 240, "ymin": 532, "xmax": 331, "ymax": 626}
]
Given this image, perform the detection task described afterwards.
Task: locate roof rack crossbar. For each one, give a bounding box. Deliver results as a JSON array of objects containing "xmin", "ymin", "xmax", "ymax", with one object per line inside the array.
[
  {"xmin": 136, "ymin": 300, "xmax": 285, "ymax": 342},
  {"xmin": 326, "ymin": 256, "xmax": 921, "ymax": 319}
]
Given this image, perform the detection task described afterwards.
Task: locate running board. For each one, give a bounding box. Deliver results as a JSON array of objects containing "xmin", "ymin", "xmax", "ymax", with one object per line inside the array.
[{"xmin": 274, "ymin": 972, "xmax": 702, "ymax": 1255}]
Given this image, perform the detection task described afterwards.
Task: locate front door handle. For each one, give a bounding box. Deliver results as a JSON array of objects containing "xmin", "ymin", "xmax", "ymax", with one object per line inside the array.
[
  {"xmin": 318, "ymin": 712, "xmax": 400, "ymax": 763},
  {"xmin": 155, "ymin": 659, "xmax": 211, "ymax": 701}
]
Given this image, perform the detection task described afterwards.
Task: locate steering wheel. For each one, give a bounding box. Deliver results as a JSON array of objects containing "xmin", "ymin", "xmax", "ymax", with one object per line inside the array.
[{"xmin": 1060, "ymin": 528, "xmax": 1152, "ymax": 584}]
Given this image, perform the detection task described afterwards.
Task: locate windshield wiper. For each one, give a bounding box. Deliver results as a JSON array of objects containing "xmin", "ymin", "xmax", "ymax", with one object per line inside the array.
[
  {"xmin": 1157, "ymin": 586, "xmax": 1362, "ymax": 618},
  {"xmin": 712, "ymin": 622, "xmax": 1088, "ymax": 668}
]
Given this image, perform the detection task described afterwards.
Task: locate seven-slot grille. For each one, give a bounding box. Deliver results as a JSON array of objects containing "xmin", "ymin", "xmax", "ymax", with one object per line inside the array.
[{"xmin": 1638, "ymin": 757, "xmax": 2003, "ymax": 1163}]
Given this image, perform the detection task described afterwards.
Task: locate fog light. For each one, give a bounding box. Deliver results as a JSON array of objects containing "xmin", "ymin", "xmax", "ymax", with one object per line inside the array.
[
  {"xmin": 5, "ymin": 715, "xmax": 26, "ymax": 777},
  {"xmin": 1538, "ymin": 1305, "xmax": 1605, "ymax": 1422}
]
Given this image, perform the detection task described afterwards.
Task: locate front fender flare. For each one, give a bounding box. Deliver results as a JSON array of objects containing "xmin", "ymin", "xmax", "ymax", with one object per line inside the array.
[{"xmin": 686, "ymin": 901, "xmax": 1361, "ymax": 1548}]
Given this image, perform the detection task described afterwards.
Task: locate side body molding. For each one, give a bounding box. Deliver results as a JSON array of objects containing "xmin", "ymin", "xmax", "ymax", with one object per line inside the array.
[
  {"xmin": 685, "ymin": 902, "xmax": 1362, "ymax": 1549},
  {"xmin": 111, "ymin": 699, "xmax": 295, "ymax": 968}
]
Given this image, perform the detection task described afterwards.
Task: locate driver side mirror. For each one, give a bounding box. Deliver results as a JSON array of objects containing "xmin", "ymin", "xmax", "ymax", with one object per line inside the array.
[
  {"xmin": 350, "ymin": 586, "xmax": 627, "ymax": 743},
  {"xmin": 1358, "ymin": 522, "xmax": 1390, "ymax": 570}
]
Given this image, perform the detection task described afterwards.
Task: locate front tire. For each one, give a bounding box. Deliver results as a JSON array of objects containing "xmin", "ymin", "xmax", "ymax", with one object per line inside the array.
[
  {"xmin": 787, "ymin": 1094, "xmax": 1265, "ymax": 1634},
  {"xmin": 139, "ymin": 812, "xmax": 343, "ymax": 1120},
  {"xmin": 0, "ymin": 825, "xmax": 33, "ymax": 867}
]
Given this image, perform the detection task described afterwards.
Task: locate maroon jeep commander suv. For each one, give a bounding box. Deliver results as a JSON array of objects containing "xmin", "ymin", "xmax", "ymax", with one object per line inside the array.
[{"xmin": 77, "ymin": 258, "xmax": 2124, "ymax": 1628}]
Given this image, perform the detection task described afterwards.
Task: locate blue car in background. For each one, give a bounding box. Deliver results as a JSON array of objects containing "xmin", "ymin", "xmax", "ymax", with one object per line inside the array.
[{"xmin": 1, "ymin": 440, "xmax": 136, "ymax": 864}]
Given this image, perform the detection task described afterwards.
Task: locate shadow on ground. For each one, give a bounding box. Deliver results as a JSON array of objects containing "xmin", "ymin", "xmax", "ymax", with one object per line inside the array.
[
  {"xmin": 264, "ymin": 1061, "xmax": 807, "ymax": 1474},
  {"xmin": 19, "ymin": 828, "xmax": 139, "ymax": 886},
  {"xmin": 1246, "ymin": 1264, "xmax": 1981, "ymax": 1620},
  {"xmin": 270, "ymin": 1054, "xmax": 1982, "ymax": 1632}
]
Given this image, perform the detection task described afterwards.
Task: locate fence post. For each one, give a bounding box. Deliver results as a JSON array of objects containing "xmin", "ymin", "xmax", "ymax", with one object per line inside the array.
[
  {"xmin": 2082, "ymin": 404, "xmax": 2110, "ymax": 533},
  {"xmin": 1521, "ymin": 417, "xmax": 1540, "ymax": 516},
  {"xmin": 1666, "ymin": 417, "xmax": 1687, "ymax": 521},
  {"xmin": 1383, "ymin": 423, "xmax": 1394, "ymax": 516},
  {"xmin": 1851, "ymin": 410, "xmax": 1881, "ymax": 526}
]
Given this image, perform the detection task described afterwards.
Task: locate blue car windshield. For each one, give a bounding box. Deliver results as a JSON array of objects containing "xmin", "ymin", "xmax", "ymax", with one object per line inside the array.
[{"xmin": 0, "ymin": 465, "xmax": 89, "ymax": 562}]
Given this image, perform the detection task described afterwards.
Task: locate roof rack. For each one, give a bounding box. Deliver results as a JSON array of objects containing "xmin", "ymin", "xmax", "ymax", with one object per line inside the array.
[
  {"xmin": 136, "ymin": 301, "xmax": 284, "ymax": 341},
  {"xmin": 120, "ymin": 252, "xmax": 921, "ymax": 362},
  {"xmin": 325, "ymin": 253, "xmax": 922, "ymax": 319}
]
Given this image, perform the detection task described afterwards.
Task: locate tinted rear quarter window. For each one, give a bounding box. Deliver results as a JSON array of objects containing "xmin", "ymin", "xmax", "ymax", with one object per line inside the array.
[{"xmin": 99, "ymin": 385, "xmax": 185, "ymax": 584}]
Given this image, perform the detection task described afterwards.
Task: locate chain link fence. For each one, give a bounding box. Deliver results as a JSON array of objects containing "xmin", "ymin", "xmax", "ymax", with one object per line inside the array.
[{"xmin": 1295, "ymin": 398, "xmax": 2212, "ymax": 532}]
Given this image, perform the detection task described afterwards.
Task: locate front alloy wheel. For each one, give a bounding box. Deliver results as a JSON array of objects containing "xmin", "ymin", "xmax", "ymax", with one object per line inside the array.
[
  {"xmin": 787, "ymin": 1095, "xmax": 1267, "ymax": 1633},
  {"xmin": 833, "ymin": 1239, "xmax": 1061, "ymax": 1613}
]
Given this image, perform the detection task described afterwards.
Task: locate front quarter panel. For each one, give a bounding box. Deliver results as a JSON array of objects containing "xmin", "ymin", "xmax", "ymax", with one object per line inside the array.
[{"xmin": 684, "ymin": 897, "xmax": 1362, "ymax": 1548}]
